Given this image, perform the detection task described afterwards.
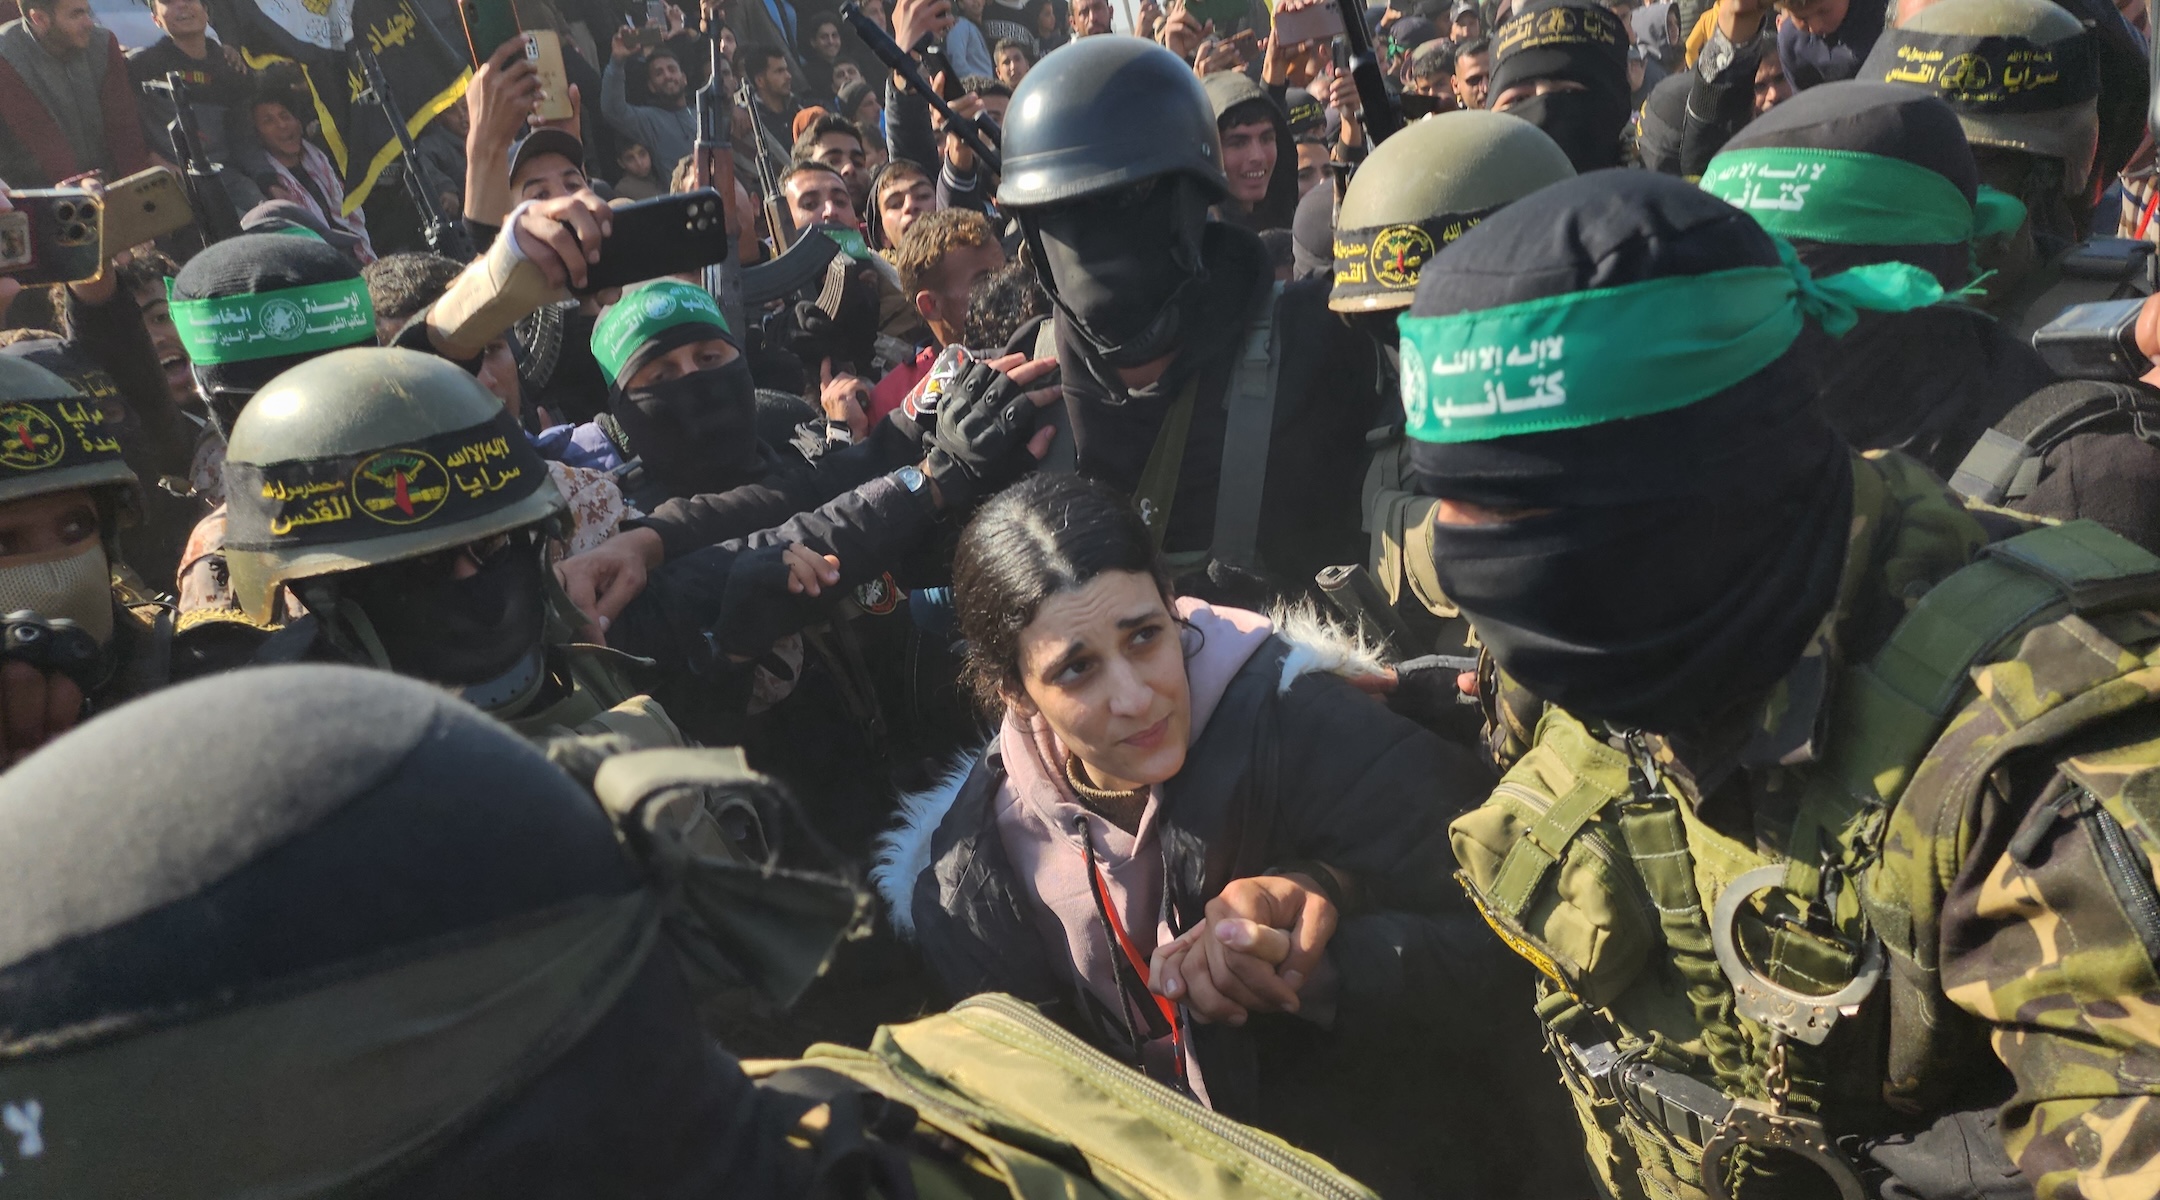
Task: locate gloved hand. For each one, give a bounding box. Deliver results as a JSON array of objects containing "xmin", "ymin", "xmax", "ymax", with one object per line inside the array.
[
  {"xmin": 923, "ymin": 354, "xmax": 1060, "ymax": 512},
  {"xmin": 1, "ymin": 611, "xmax": 102, "ymax": 692},
  {"xmin": 1383, "ymin": 654, "xmax": 1480, "ymax": 729},
  {"xmin": 712, "ymin": 544, "xmax": 841, "ymax": 661}
]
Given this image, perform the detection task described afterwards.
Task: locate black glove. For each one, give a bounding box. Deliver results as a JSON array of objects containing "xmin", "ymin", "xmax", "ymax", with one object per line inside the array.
[
  {"xmin": 923, "ymin": 359, "xmax": 1043, "ymax": 511},
  {"xmin": 1384, "ymin": 654, "xmax": 1479, "ymax": 730},
  {"xmin": 0, "ymin": 611, "xmax": 102, "ymax": 692},
  {"xmin": 712, "ymin": 545, "xmax": 831, "ymax": 661}
]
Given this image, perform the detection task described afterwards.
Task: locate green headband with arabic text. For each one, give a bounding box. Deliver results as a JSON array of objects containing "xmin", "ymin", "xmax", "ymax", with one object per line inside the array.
[
  {"xmin": 166, "ymin": 276, "xmax": 376, "ymax": 365},
  {"xmin": 1398, "ymin": 241, "xmax": 1945, "ymax": 444},
  {"xmin": 1700, "ymin": 146, "xmax": 2026, "ymax": 247},
  {"xmin": 590, "ymin": 279, "xmax": 735, "ymax": 384}
]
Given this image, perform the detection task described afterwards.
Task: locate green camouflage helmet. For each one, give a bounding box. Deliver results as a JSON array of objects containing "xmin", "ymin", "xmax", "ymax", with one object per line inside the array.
[
  {"xmin": 0, "ymin": 356, "xmax": 140, "ymax": 518},
  {"xmin": 1329, "ymin": 111, "xmax": 1576, "ymax": 313},
  {"xmin": 222, "ymin": 348, "xmax": 565, "ymax": 622},
  {"xmin": 1867, "ymin": 0, "xmax": 2099, "ymax": 194}
]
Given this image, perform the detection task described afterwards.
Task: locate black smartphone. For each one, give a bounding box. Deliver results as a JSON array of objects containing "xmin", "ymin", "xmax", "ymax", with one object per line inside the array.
[
  {"xmin": 582, "ymin": 189, "xmax": 733, "ymax": 292},
  {"xmin": 920, "ymin": 41, "xmax": 958, "ymax": 95}
]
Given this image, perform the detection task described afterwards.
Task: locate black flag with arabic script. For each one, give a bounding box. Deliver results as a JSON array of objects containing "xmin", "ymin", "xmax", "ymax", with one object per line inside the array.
[{"xmin": 228, "ymin": 0, "xmax": 470, "ymax": 214}]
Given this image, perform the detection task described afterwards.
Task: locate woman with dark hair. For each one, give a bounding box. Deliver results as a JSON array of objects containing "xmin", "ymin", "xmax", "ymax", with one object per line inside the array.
[{"xmin": 872, "ymin": 474, "xmax": 1582, "ymax": 1198}]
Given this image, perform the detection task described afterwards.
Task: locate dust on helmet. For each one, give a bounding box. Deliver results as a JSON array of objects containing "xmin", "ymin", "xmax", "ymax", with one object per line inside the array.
[
  {"xmin": 1864, "ymin": 0, "xmax": 2099, "ymax": 195},
  {"xmin": 221, "ymin": 347, "xmax": 565, "ymax": 622},
  {"xmin": 1330, "ymin": 110, "xmax": 1576, "ymax": 313}
]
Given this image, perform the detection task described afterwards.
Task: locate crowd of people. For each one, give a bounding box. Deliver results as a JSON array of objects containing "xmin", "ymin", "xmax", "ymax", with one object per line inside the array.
[{"xmin": 0, "ymin": 0, "xmax": 2159, "ymax": 1192}]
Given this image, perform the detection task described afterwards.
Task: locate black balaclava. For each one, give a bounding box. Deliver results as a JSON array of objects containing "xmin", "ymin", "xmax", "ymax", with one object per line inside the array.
[
  {"xmin": 1409, "ymin": 171, "xmax": 1853, "ymax": 735},
  {"xmin": 609, "ymin": 323, "xmax": 766, "ymax": 500},
  {"xmin": 325, "ymin": 531, "xmax": 551, "ymax": 692},
  {"xmin": 1725, "ymin": 81, "xmax": 1980, "ymax": 289},
  {"xmin": 1717, "ymin": 82, "xmax": 2049, "ymax": 476},
  {"xmin": 168, "ymin": 233, "xmax": 374, "ymax": 438},
  {"xmin": 1487, "ymin": 0, "xmax": 1632, "ymax": 173},
  {"xmin": 1024, "ymin": 173, "xmax": 1219, "ymax": 369},
  {"xmin": 1292, "ymin": 182, "xmax": 1336, "ymax": 279},
  {"xmin": 0, "ymin": 666, "xmax": 809, "ymax": 1198},
  {"xmin": 1633, "ymin": 70, "xmax": 1692, "ymax": 175}
]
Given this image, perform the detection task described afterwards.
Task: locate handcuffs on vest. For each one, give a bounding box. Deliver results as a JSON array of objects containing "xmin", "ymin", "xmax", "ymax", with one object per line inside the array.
[{"xmin": 1562, "ymin": 863, "xmax": 1882, "ymax": 1200}]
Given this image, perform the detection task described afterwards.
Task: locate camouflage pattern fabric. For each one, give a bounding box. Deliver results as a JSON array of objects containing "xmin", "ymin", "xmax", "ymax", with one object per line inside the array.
[{"xmin": 1451, "ymin": 449, "xmax": 2160, "ymax": 1199}]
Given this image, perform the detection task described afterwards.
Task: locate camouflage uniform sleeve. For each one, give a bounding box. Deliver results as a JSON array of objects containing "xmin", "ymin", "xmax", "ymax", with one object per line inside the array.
[{"xmin": 1938, "ymin": 761, "xmax": 2160, "ymax": 1200}]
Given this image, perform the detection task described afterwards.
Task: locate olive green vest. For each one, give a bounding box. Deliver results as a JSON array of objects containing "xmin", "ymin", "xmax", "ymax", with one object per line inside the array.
[{"xmin": 1451, "ymin": 489, "xmax": 2160, "ymax": 1199}]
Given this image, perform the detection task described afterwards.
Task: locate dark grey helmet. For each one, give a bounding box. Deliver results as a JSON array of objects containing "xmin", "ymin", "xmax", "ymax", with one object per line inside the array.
[{"xmin": 997, "ymin": 38, "xmax": 1228, "ymax": 208}]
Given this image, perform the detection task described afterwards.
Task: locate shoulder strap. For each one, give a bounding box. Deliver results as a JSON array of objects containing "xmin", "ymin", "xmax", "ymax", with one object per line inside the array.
[
  {"xmin": 1131, "ymin": 378, "xmax": 1199, "ymax": 551},
  {"xmin": 1209, "ymin": 282, "xmax": 1285, "ymax": 572},
  {"xmin": 1028, "ymin": 318, "xmax": 1080, "ymax": 475},
  {"xmin": 1948, "ymin": 379, "xmax": 2160, "ymax": 504},
  {"xmin": 1797, "ymin": 520, "xmax": 2160, "ymax": 869}
]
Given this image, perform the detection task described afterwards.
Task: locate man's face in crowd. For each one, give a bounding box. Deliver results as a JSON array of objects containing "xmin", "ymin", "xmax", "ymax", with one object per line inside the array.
[
  {"xmin": 252, "ymin": 101, "xmax": 305, "ymax": 161},
  {"xmin": 786, "ymin": 168, "xmax": 857, "ymax": 229},
  {"xmin": 1453, "ymin": 49, "xmax": 1491, "ymax": 107},
  {"xmin": 129, "ymin": 281, "xmax": 192, "ymax": 401},
  {"xmin": 648, "ymin": 53, "xmax": 689, "ymax": 104},
  {"xmin": 1753, "ymin": 52, "xmax": 1791, "ymax": 114},
  {"xmin": 755, "ymin": 54, "xmax": 793, "ymax": 104},
  {"xmin": 1221, "ymin": 119, "xmax": 1276, "ymax": 206},
  {"xmin": 1451, "ymin": 10, "xmax": 1480, "ymax": 37},
  {"xmin": 918, "ymin": 240, "xmax": 1005, "ymax": 345},
  {"xmin": 619, "ymin": 142, "xmax": 652, "ymax": 179},
  {"xmin": 996, "ymin": 43, "xmax": 1031, "ymax": 84},
  {"xmin": 1072, "ymin": 0, "xmax": 1114, "ymax": 37},
  {"xmin": 1410, "ymin": 67, "xmax": 1451, "ymax": 97},
  {"xmin": 623, "ymin": 334, "xmax": 740, "ymax": 389},
  {"xmin": 813, "ymin": 131, "xmax": 871, "ymax": 209},
  {"xmin": 31, "ymin": 0, "xmax": 97, "ymax": 53},
  {"xmin": 1295, "ymin": 141, "xmax": 1328, "ymax": 197},
  {"xmin": 879, "ymin": 172, "xmax": 935, "ymax": 242},
  {"xmin": 515, "ymin": 151, "xmax": 588, "ymax": 202},
  {"xmin": 959, "ymin": 0, "xmax": 986, "ymax": 19},
  {"xmin": 151, "ymin": 0, "xmax": 209, "ymax": 43},
  {"xmin": 1777, "ymin": 0, "xmax": 1848, "ymax": 36},
  {"xmin": 832, "ymin": 59, "xmax": 865, "ymax": 91},
  {"xmin": 812, "ymin": 20, "xmax": 843, "ymax": 58}
]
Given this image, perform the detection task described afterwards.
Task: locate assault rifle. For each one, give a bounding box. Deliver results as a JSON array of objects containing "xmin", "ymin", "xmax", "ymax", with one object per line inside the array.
[
  {"xmin": 1333, "ymin": 0, "xmax": 1402, "ymax": 144},
  {"xmin": 356, "ymin": 45, "xmax": 472, "ymax": 259},
  {"xmin": 142, "ymin": 73, "xmax": 241, "ymax": 244},
  {"xmin": 695, "ymin": 34, "xmax": 745, "ymax": 334},
  {"xmin": 837, "ymin": 1, "xmax": 1001, "ymax": 173}
]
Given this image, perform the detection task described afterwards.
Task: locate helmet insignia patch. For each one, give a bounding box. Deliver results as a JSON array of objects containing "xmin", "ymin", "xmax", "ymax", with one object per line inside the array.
[
  {"xmin": 0, "ymin": 404, "xmax": 65, "ymax": 472},
  {"xmin": 1371, "ymin": 225, "xmax": 1439, "ymax": 290},
  {"xmin": 354, "ymin": 450, "xmax": 450, "ymax": 525}
]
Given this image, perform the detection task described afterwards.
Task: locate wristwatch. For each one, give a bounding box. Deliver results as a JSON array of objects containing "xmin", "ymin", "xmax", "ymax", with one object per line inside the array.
[{"xmin": 893, "ymin": 464, "xmax": 930, "ymax": 496}]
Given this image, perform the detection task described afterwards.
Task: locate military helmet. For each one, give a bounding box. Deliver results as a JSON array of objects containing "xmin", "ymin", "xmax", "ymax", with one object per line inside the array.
[
  {"xmin": 1330, "ymin": 111, "xmax": 1576, "ymax": 313},
  {"xmin": 222, "ymin": 348, "xmax": 565, "ymax": 621},
  {"xmin": 997, "ymin": 38, "xmax": 1227, "ymax": 209},
  {"xmin": 1867, "ymin": 0, "xmax": 2099, "ymax": 192},
  {"xmin": 0, "ymin": 356, "xmax": 140, "ymax": 517}
]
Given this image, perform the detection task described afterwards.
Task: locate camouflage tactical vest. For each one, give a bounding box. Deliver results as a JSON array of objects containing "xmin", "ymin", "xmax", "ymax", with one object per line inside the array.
[{"xmin": 1451, "ymin": 456, "xmax": 2160, "ymax": 1200}]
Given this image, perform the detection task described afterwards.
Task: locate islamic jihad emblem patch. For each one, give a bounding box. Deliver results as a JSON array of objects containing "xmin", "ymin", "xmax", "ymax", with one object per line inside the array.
[
  {"xmin": 0, "ymin": 404, "xmax": 64, "ymax": 471},
  {"xmin": 1370, "ymin": 225, "xmax": 1439, "ymax": 290},
  {"xmin": 352, "ymin": 449, "xmax": 450, "ymax": 525}
]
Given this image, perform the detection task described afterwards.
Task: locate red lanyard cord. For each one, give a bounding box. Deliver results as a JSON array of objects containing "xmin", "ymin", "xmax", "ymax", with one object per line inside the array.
[{"xmin": 1079, "ymin": 830, "xmax": 1187, "ymax": 1080}]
